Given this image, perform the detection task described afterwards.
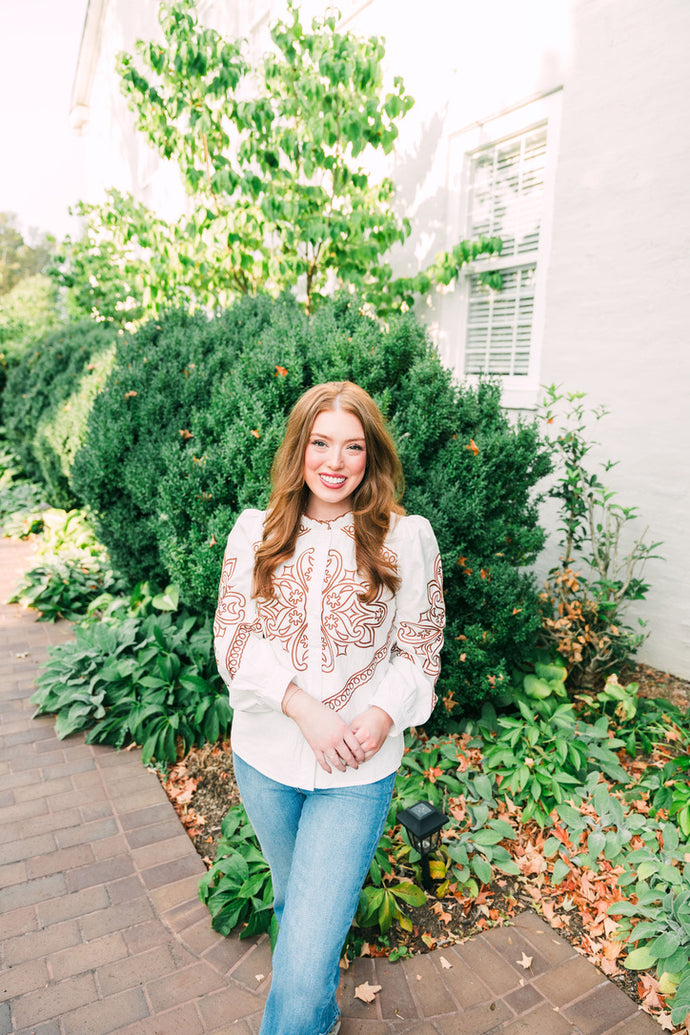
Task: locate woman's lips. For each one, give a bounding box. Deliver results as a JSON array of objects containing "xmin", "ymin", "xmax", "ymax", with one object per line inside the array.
[{"xmin": 319, "ymin": 474, "xmax": 347, "ymax": 488}]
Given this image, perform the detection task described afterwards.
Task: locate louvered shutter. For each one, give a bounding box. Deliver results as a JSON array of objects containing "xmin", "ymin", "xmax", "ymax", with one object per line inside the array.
[{"xmin": 464, "ymin": 126, "xmax": 547, "ymax": 377}]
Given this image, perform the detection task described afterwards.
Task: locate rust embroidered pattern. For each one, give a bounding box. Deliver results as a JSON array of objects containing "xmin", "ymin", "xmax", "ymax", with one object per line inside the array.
[
  {"xmin": 323, "ymin": 628, "xmax": 394, "ymax": 712},
  {"xmin": 342, "ymin": 523, "xmax": 398, "ymax": 570},
  {"xmin": 215, "ymin": 556, "xmax": 259, "ymax": 678},
  {"xmin": 321, "ymin": 550, "xmax": 388, "ymax": 672},
  {"xmin": 397, "ymin": 552, "xmax": 444, "ymax": 679},
  {"xmin": 257, "ymin": 548, "xmax": 314, "ymax": 672},
  {"xmin": 391, "ymin": 642, "xmax": 414, "ymax": 664}
]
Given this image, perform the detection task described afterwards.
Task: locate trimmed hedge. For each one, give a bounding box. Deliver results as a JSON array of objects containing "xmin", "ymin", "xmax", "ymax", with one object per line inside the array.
[
  {"xmin": 2, "ymin": 320, "xmax": 117, "ymax": 508},
  {"xmin": 74, "ymin": 293, "xmax": 551, "ymax": 719}
]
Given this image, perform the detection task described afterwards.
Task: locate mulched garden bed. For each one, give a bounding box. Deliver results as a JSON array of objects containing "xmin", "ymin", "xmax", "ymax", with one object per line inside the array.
[{"xmin": 158, "ymin": 662, "xmax": 690, "ymax": 1031}]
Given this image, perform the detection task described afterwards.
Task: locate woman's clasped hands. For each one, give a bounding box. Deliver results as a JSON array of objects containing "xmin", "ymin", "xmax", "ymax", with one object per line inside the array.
[{"xmin": 282, "ymin": 685, "xmax": 393, "ymax": 774}]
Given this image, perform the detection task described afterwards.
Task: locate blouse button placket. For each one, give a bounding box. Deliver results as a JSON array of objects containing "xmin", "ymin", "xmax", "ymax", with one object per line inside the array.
[{"xmin": 305, "ymin": 525, "xmax": 331, "ymax": 698}]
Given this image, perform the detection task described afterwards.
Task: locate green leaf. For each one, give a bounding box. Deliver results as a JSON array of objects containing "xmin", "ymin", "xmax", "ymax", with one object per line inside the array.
[
  {"xmin": 649, "ymin": 932, "xmax": 681, "ymax": 961},
  {"xmin": 471, "ymin": 856, "xmax": 493, "ymax": 885},
  {"xmin": 472, "ymin": 773, "xmax": 494, "ymax": 800},
  {"xmin": 587, "ymin": 831, "xmax": 605, "ymax": 859},
  {"xmin": 391, "ymin": 882, "xmax": 426, "ymax": 906},
  {"xmin": 624, "ymin": 945, "xmax": 657, "ymax": 969},
  {"xmin": 377, "ymin": 892, "xmax": 394, "ymax": 933},
  {"xmin": 152, "ymin": 585, "xmax": 180, "ymax": 611},
  {"xmin": 534, "ymin": 662, "xmax": 567, "ymax": 683},
  {"xmin": 523, "ymin": 674, "xmax": 553, "ymax": 699},
  {"xmin": 551, "ymin": 858, "xmax": 570, "ymax": 885},
  {"xmin": 471, "ymin": 827, "xmax": 507, "ymax": 847}
]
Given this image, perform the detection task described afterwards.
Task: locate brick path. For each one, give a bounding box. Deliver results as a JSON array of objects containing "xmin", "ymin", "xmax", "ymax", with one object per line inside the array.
[{"xmin": 0, "ymin": 536, "xmax": 660, "ymax": 1034}]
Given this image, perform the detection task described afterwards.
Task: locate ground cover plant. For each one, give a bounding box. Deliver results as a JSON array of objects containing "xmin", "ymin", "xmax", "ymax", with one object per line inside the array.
[
  {"xmin": 9, "ymin": 508, "xmax": 126, "ymax": 621},
  {"xmin": 30, "ymin": 583, "xmax": 229, "ymax": 765},
  {"xmin": 0, "ymin": 436, "xmax": 46, "ymax": 537},
  {"xmin": 183, "ymin": 677, "xmax": 690, "ymax": 1032}
]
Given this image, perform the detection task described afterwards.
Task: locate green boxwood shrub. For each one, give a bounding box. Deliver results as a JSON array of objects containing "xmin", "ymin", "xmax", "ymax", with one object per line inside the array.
[
  {"xmin": 74, "ymin": 293, "xmax": 551, "ymax": 718},
  {"xmin": 70, "ymin": 297, "xmax": 279, "ymax": 584},
  {"xmin": 2, "ymin": 319, "xmax": 118, "ymax": 506}
]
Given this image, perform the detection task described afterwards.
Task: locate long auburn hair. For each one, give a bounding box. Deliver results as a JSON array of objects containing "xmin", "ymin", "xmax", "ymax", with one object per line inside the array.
[{"xmin": 253, "ymin": 382, "xmax": 405, "ymax": 604}]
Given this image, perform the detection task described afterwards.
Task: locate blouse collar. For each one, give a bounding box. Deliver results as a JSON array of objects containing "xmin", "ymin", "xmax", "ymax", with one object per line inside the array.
[{"xmin": 300, "ymin": 511, "xmax": 353, "ymax": 532}]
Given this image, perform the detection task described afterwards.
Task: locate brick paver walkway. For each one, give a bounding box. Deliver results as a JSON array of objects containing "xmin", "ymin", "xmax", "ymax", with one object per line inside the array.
[{"xmin": 0, "ymin": 536, "xmax": 660, "ymax": 1034}]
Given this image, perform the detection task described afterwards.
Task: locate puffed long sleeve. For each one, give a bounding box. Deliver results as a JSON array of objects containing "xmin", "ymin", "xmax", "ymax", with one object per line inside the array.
[
  {"xmin": 214, "ymin": 509, "xmax": 299, "ymax": 713},
  {"xmin": 369, "ymin": 516, "xmax": 445, "ymax": 734}
]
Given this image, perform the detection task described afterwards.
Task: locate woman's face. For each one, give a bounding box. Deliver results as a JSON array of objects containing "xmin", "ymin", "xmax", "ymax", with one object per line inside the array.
[{"xmin": 303, "ymin": 408, "xmax": 367, "ymax": 521}]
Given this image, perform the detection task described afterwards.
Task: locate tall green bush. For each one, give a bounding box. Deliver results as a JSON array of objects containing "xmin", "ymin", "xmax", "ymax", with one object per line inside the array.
[
  {"xmin": 2, "ymin": 320, "xmax": 117, "ymax": 507},
  {"xmin": 75, "ymin": 293, "xmax": 551, "ymax": 718},
  {"xmin": 70, "ymin": 297, "xmax": 279, "ymax": 584}
]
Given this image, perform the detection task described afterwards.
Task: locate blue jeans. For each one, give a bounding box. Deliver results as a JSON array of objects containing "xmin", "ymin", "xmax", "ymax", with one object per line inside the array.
[{"xmin": 233, "ymin": 755, "xmax": 396, "ymax": 1035}]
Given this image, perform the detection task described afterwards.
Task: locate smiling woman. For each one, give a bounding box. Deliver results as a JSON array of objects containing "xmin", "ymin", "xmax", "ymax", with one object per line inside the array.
[{"xmin": 213, "ymin": 380, "xmax": 445, "ymax": 1035}]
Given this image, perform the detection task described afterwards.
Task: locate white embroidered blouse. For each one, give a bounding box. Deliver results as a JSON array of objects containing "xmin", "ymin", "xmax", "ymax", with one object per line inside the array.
[{"xmin": 214, "ymin": 508, "xmax": 445, "ymax": 790}]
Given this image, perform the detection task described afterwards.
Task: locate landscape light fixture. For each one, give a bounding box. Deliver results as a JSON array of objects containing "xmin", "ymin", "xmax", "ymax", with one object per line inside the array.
[{"xmin": 397, "ymin": 801, "xmax": 449, "ymax": 890}]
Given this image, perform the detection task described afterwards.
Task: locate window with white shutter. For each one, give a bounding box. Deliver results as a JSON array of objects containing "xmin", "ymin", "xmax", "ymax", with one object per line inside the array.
[
  {"xmin": 464, "ymin": 124, "xmax": 547, "ymax": 377},
  {"xmin": 442, "ymin": 92, "xmax": 561, "ymax": 408}
]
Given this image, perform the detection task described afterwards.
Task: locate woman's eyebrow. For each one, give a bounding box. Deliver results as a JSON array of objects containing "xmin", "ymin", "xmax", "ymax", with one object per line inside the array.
[{"xmin": 310, "ymin": 431, "xmax": 365, "ymax": 443}]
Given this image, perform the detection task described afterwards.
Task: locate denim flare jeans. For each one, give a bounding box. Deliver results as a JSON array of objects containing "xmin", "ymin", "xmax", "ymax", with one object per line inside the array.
[{"xmin": 233, "ymin": 754, "xmax": 396, "ymax": 1035}]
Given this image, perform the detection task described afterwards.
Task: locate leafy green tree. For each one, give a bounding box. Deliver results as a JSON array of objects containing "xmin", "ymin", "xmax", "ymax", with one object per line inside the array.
[
  {"xmin": 0, "ymin": 274, "xmax": 61, "ymax": 396},
  {"xmin": 60, "ymin": 0, "xmax": 499, "ymax": 320},
  {"xmin": 0, "ymin": 212, "xmax": 54, "ymax": 296},
  {"xmin": 0, "ymin": 274, "xmax": 59, "ymax": 350}
]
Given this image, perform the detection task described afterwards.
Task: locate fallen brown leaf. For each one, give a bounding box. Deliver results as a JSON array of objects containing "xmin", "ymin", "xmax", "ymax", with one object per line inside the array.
[
  {"xmin": 517, "ymin": 952, "xmax": 533, "ymax": 969},
  {"xmin": 354, "ymin": 981, "xmax": 382, "ymax": 1004}
]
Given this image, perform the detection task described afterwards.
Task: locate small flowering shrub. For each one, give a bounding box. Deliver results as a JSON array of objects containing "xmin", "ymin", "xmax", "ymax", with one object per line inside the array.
[
  {"xmin": 73, "ymin": 292, "xmax": 550, "ymax": 718},
  {"xmin": 537, "ymin": 386, "xmax": 662, "ymax": 688}
]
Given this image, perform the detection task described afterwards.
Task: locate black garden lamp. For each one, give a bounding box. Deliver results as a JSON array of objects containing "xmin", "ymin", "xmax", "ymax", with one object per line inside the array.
[{"xmin": 397, "ymin": 801, "xmax": 449, "ymax": 891}]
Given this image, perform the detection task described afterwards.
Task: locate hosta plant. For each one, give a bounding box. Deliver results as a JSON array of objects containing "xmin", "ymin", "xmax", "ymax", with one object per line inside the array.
[
  {"xmin": 9, "ymin": 508, "xmax": 125, "ymax": 621},
  {"xmin": 31, "ymin": 584, "xmax": 229, "ymax": 764},
  {"xmin": 198, "ymin": 804, "xmax": 277, "ymax": 946}
]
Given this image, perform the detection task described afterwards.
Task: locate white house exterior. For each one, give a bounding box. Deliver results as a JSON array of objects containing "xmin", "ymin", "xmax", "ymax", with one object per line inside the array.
[{"xmin": 71, "ymin": 0, "xmax": 690, "ymax": 679}]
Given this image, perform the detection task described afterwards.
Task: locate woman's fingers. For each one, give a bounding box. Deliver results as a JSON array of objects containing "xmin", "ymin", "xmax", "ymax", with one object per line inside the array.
[{"xmin": 343, "ymin": 727, "xmax": 366, "ymax": 764}]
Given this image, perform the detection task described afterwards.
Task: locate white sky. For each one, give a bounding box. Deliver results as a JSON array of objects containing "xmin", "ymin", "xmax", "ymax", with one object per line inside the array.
[{"xmin": 0, "ymin": 0, "xmax": 90, "ymax": 241}]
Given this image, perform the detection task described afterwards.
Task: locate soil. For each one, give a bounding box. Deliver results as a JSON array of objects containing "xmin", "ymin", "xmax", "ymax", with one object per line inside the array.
[{"xmin": 158, "ymin": 662, "xmax": 690, "ymax": 1026}]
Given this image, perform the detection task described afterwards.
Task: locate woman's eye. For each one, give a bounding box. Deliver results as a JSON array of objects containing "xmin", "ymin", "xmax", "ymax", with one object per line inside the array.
[
  {"xmin": 348, "ymin": 444, "xmax": 364, "ymax": 452},
  {"xmin": 311, "ymin": 439, "xmax": 326, "ymax": 448}
]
